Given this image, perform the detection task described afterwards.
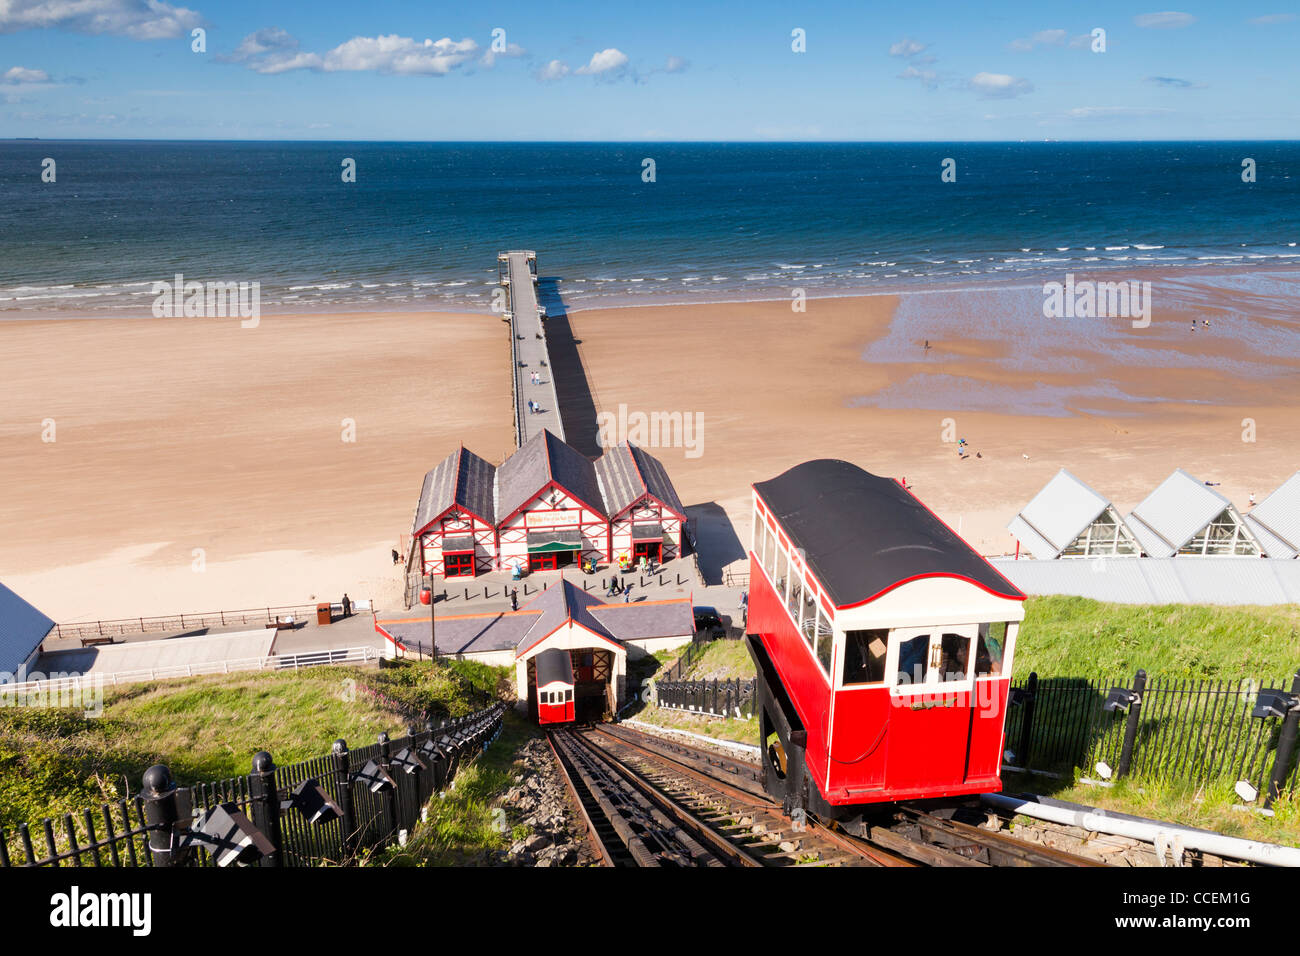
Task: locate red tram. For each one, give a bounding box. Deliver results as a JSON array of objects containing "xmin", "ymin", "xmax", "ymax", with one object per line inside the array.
[
  {"xmin": 745, "ymin": 460, "xmax": 1026, "ymax": 832},
  {"xmin": 535, "ymin": 648, "xmax": 576, "ymax": 726}
]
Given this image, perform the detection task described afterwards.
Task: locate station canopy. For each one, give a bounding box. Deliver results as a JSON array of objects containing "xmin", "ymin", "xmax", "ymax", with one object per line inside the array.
[
  {"xmin": 1243, "ymin": 472, "xmax": 1300, "ymax": 559},
  {"xmin": 1007, "ymin": 468, "xmax": 1141, "ymax": 560},
  {"xmin": 1127, "ymin": 469, "xmax": 1262, "ymax": 558}
]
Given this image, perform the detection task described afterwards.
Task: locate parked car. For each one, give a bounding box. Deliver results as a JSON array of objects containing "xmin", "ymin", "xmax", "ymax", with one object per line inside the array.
[{"xmin": 693, "ymin": 606, "xmax": 728, "ymax": 638}]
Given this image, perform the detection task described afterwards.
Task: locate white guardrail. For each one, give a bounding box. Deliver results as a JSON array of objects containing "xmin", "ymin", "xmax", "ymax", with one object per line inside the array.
[{"xmin": 0, "ymin": 645, "xmax": 379, "ymax": 698}]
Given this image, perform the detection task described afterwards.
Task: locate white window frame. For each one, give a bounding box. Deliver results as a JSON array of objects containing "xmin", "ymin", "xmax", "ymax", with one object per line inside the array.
[{"xmin": 886, "ymin": 625, "xmax": 979, "ymax": 696}]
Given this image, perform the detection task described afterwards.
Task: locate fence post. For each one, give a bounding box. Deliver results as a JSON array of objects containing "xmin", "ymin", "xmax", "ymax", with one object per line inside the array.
[
  {"xmin": 140, "ymin": 765, "xmax": 185, "ymax": 867},
  {"xmin": 1115, "ymin": 669, "xmax": 1148, "ymax": 779},
  {"xmin": 406, "ymin": 722, "xmax": 424, "ymax": 811},
  {"xmin": 249, "ymin": 751, "xmax": 283, "ymax": 867},
  {"xmin": 377, "ymin": 732, "xmax": 397, "ymax": 844},
  {"xmin": 1265, "ymin": 670, "xmax": 1300, "ymax": 809},
  {"xmin": 1017, "ymin": 672, "xmax": 1038, "ymax": 767},
  {"xmin": 332, "ymin": 739, "xmax": 357, "ymax": 858}
]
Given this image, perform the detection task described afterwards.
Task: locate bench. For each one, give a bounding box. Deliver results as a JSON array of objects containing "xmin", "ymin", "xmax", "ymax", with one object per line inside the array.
[
  {"xmin": 81, "ymin": 636, "xmax": 115, "ymax": 648},
  {"xmin": 265, "ymin": 618, "xmax": 296, "ymax": 631}
]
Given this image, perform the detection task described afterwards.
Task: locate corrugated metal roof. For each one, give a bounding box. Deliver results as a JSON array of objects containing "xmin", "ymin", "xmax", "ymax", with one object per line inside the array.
[
  {"xmin": 1246, "ymin": 472, "xmax": 1300, "ymax": 558},
  {"xmin": 1007, "ymin": 515, "xmax": 1058, "ymax": 561},
  {"xmin": 1245, "ymin": 515, "xmax": 1297, "ymax": 560},
  {"xmin": 0, "ymin": 580, "xmax": 55, "ymax": 677},
  {"xmin": 991, "ymin": 556, "xmax": 1300, "ymax": 605},
  {"xmin": 1008, "ymin": 469, "xmax": 1111, "ymax": 558},
  {"xmin": 1128, "ymin": 469, "xmax": 1231, "ymax": 555}
]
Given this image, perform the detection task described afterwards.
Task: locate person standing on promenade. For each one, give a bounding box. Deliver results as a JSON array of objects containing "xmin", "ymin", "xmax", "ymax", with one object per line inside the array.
[{"xmin": 342, "ymin": 593, "xmax": 351, "ymax": 618}]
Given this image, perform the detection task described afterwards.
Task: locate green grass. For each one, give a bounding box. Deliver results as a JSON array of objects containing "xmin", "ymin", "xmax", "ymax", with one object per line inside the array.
[
  {"xmin": 0, "ymin": 658, "xmax": 506, "ymax": 833},
  {"xmin": 376, "ymin": 711, "xmax": 538, "ymax": 867},
  {"xmin": 1015, "ymin": 597, "xmax": 1300, "ymax": 679},
  {"xmin": 629, "ymin": 704, "xmax": 757, "ymax": 747},
  {"xmin": 680, "ymin": 638, "xmax": 755, "ymax": 680}
]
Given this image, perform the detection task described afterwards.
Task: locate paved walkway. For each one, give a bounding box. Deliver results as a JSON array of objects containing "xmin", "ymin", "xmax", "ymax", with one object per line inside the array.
[{"xmin": 504, "ymin": 250, "xmax": 565, "ymax": 446}]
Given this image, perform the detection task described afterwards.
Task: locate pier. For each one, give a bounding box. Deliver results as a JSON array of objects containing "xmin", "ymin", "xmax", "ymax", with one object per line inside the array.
[{"xmin": 499, "ymin": 250, "xmax": 565, "ymax": 447}]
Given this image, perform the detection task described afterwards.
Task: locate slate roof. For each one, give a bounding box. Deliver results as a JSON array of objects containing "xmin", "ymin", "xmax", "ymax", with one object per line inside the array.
[
  {"xmin": 497, "ymin": 430, "xmax": 605, "ymax": 523},
  {"xmin": 412, "ymin": 446, "xmax": 497, "ymax": 534},
  {"xmin": 0, "ymin": 580, "xmax": 55, "ymax": 677},
  {"xmin": 589, "ymin": 600, "xmax": 695, "ymax": 642},
  {"xmin": 379, "ymin": 613, "xmax": 540, "ymax": 656},
  {"xmin": 754, "ymin": 459, "xmax": 1024, "ymax": 608},
  {"xmin": 595, "ymin": 442, "xmax": 687, "ymax": 519}
]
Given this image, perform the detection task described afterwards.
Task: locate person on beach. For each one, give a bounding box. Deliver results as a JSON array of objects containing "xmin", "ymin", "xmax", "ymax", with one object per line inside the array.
[
  {"xmin": 391, "ymin": 548, "xmax": 401, "ymax": 565},
  {"xmin": 342, "ymin": 593, "xmax": 351, "ymax": 618}
]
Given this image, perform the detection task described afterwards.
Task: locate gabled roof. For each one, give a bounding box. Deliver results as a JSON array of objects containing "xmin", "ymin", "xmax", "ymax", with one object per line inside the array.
[
  {"xmin": 754, "ymin": 459, "xmax": 1024, "ymax": 609},
  {"xmin": 589, "ymin": 599, "xmax": 694, "ymax": 642},
  {"xmin": 0, "ymin": 580, "xmax": 55, "ymax": 676},
  {"xmin": 595, "ymin": 442, "xmax": 687, "ymax": 519},
  {"xmin": 1007, "ymin": 469, "xmax": 1138, "ymax": 559},
  {"xmin": 1127, "ymin": 469, "xmax": 1237, "ymax": 557},
  {"xmin": 377, "ymin": 612, "xmax": 540, "ymax": 656},
  {"xmin": 1244, "ymin": 472, "xmax": 1300, "ymax": 559},
  {"xmin": 496, "ymin": 429, "xmax": 606, "ymax": 524},
  {"xmin": 412, "ymin": 446, "xmax": 497, "ymax": 535},
  {"xmin": 1007, "ymin": 469, "xmax": 1111, "ymax": 559},
  {"xmin": 514, "ymin": 578, "xmax": 621, "ymax": 656}
]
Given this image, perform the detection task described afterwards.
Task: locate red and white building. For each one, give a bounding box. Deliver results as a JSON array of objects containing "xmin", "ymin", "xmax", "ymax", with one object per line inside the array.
[
  {"xmin": 409, "ymin": 429, "xmax": 686, "ymax": 579},
  {"xmin": 596, "ymin": 441, "xmax": 687, "ymax": 567}
]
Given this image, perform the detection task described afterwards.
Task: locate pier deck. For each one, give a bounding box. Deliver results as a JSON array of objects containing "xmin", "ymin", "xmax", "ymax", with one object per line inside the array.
[{"xmin": 500, "ymin": 250, "xmax": 565, "ymax": 447}]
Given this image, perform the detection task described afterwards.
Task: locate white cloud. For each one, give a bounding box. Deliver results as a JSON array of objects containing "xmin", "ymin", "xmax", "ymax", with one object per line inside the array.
[
  {"xmin": 575, "ymin": 47, "xmax": 628, "ymax": 75},
  {"xmin": 2, "ymin": 65, "xmax": 49, "ymax": 84},
  {"xmin": 663, "ymin": 55, "xmax": 689, "ymax": 73},
  {"xmin": 481, "ymin": 42, "xmax": 525, "ymax": 67},
  {"xmin": 0, "ymin": 0, "xmax": 202, "ymax": 39},
  {"xmin": 1134, "ymin": 11, "xmax": 1197, "ymax": 29},
  {"xmin": 227, "ymin": 31, "xmax": 480, "ymax": 76},
  {"xmin": 897, "ymin": 64, "xmax": 938, "ymax": 89},
  {"xmin": 970, "ymin": 71, "xmax": 1033, "ymax": 98},
  {"xmin": 1008, "ymin": 29, "xmax": 1067, "ymax": 51},
  {"xmin": 889, "ymin": 38, "xmax": 928, "ymax": 57},
  {"xmin": 1248, "ymin": 13, "xmax": 1297, "ymax": 24},
  {"xmin": 537, "ymin": 59, "xmax": 570, "ymax": 81}
]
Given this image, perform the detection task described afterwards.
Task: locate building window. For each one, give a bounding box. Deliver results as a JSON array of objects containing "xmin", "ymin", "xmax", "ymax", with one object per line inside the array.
[
  {"xmin": 445, "ymin": 552, "xmax": 474, "ymax": 577},
  {"xmin": 843, "ymin": 629, "xmax": 889, "ymax": 685}
]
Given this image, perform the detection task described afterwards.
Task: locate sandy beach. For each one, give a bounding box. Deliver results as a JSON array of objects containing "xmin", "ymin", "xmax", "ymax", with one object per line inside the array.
[{"xmin": 2, "ymin": 273, "xmax": 1297, "ymax": 622}]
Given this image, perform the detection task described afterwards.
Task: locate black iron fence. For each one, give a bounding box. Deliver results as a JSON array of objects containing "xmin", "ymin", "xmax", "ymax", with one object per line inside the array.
[
  {"xmin": 1006, "ymin": 669, "xmax": 1300, "ymax": 806},
  {"xmin": 657, "ymin": 678, "xmax": 755, "ymax": 719},
  {"xmin": 0, "ymin": 701, "xmax": 507, "ymax": 868}
]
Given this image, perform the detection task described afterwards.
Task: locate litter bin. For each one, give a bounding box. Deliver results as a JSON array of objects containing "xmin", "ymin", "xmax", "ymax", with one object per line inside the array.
[{"xmin": 316, "ymin": 602, "xmax": 332, "ymax": 626}]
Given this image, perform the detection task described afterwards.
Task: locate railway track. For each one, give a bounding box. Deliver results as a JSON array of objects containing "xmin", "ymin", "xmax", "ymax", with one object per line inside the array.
[{"xmin": 548, "ymin": 723, "xmax": 1106, "ymax": 868}]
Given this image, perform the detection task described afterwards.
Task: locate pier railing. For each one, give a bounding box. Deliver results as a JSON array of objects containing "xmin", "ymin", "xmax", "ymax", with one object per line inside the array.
[{"xmin": 50, "ymin": 603, "xmax": 356, "ymax": 641}]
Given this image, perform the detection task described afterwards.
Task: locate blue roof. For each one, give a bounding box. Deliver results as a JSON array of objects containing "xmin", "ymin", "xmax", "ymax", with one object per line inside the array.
[{"xmin": 0, "ymin": 580, "xmax": 55, "ymax": 677}]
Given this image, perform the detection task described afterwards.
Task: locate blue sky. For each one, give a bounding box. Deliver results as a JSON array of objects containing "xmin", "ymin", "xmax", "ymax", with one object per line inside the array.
[{"xmin": 1, "ymin": 0, "xmax": 1297, "ymax": 140}]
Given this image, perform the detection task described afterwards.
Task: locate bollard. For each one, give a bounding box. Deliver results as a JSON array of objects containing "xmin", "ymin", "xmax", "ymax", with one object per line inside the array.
[
  {"xmin": 1115, "ymin": 669, "xmax": 1147, "ymax": 779},
  {"xmin": 140, "ymin": 765, "xmax": 187, "ymax": 867},
  {"xmin": 249, "ymin": 751, "xmax": 283, "ymax": 867},
  {"xmin": 1265, "ymin": 671, "xmax": 1300, "ymax": 809},
  {"xmin": 332, "ymin": 739, "xmax": 358, "ymax": 857}
]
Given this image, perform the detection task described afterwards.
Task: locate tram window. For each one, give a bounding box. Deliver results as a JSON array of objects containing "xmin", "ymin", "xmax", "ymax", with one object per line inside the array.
[
  {"xmin": 938, "ymin": 633, "xmax": 971, "ymax": 682},
  {"xmin": 565, "ymin": 689, "xmax": 573, "ymax": 702},
  {"xmin": 843, "ymin": 630, "xmax": 888, "ymax": 685},
  {"xmin": 975, "ymin": 622, "xmax": 1008, "ymax": 676},
  {"xmin": 816, "ymin": 612, "xmax": 833, "ymax": 674},
  {"xmin": 896, "ymin": 634, "xmax": 930, "ymax": 686}
]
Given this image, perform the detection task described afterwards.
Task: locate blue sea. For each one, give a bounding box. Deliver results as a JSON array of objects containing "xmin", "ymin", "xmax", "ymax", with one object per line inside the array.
[{"xmin": 1, "ymin": 140, "xmax": 1298, "ymax": 315}]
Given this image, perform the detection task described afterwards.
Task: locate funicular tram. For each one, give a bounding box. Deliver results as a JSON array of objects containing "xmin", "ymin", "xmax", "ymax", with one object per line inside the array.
[{"xmin": 745, "ymin": 459, "xmax": 1027, "ymax": 833}]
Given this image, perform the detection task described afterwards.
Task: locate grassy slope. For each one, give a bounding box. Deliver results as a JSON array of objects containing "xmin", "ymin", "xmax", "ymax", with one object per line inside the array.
[{"xmin": 0, "ymin": 658, "xmax": 507, "ymax": 832}]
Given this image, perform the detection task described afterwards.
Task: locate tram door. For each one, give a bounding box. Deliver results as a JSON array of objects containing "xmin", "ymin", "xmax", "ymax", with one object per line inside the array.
[{"xmin": 885, "ymin": 626, "xmax": 978, "ymax": 787}]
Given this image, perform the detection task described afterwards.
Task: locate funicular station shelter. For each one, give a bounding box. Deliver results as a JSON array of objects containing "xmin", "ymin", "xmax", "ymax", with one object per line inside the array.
[
  {"xmin": 746, "ymin": 459, "xmax": 1026, "ymax": 815},
  {"xmin": 376, "ymin": 578, "xmax": 693, "ymax": 722},
  {"xmin": 409, "ymin": 429, "xmax": 686, "ymax": 579}
]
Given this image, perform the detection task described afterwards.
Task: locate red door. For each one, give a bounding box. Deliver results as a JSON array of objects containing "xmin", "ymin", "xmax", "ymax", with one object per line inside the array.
[
  {"xmin": 445, "ymin": 552, "xmax": 475, "ymax": 577},
  {"xmin": 530, "ymin": 553, "xmax": 557, "ymax": 572}
]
